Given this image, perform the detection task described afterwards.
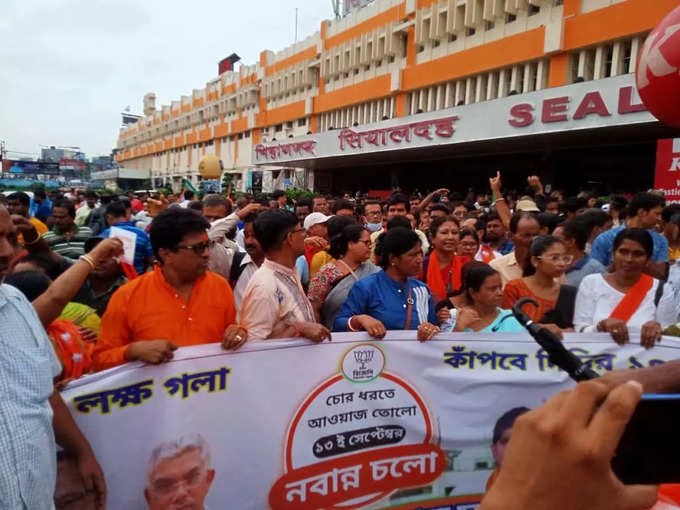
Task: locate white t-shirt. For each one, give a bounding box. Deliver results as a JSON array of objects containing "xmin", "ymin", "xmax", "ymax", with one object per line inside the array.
[{"xmin": 574, "ymin": 273, "xmax": 679, "ymax": 333}]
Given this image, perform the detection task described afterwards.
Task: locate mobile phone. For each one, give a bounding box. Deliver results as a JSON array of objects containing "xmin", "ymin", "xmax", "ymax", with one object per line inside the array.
[{"xmin": 612, "ymin": 394, "xmax": 680, "ymax": 484}]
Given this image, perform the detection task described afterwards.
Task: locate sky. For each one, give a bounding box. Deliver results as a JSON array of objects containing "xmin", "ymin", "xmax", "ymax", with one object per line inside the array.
[{"xmin": 0, "ymin": 0, "xmax": 333, "ymax": 159}]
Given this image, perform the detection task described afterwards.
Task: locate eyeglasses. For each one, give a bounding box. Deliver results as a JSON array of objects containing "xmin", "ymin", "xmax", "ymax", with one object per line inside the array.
[
  {"xmin": 176, "ymin": 240, "xmax": 214, "ymax": 254},
  {"xmin": 356, "ymin": 239, "xmax": 372, "ymax": 247},
  {"xmin": 288, "ymin": 227, "xmax": 305, "ymax": 236},
  {"xmin": 537, "ymin": 254, "xmax": 574, "ymax": 265},
  {"xmin": 149, "ymin": 468, "xmax": 206, "ymax": 496}
]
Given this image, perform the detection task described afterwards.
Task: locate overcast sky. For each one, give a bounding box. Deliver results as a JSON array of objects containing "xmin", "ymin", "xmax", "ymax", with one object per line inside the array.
[{"xmin": 0, "ymin": 0, "xmax": 333, "ymax": 159}]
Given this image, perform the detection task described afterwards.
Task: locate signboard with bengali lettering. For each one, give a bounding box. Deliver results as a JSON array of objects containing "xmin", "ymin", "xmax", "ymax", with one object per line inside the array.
[
  {"xmin": 62, "ymin": 332, "xmax": 680, "ymax": 509},
  {"xmin": 252, "ymin": 74, "xmax": 656, "ymax": 167}
]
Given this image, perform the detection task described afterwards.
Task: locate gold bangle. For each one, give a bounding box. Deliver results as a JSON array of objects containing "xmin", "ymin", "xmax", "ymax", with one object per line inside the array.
[{"xmin": 79, "ymin": 254, "xmax": 96, "ymax": 270}]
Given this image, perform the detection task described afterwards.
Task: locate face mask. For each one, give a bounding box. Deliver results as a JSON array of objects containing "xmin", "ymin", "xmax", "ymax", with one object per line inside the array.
[{"xmin": 365, "ymin": 222, "xmax": 382, "ymax": 232}]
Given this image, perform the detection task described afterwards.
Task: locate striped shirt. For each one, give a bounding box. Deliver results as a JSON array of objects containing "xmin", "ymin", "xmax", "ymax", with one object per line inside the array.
[{"xmin": 42, "ymin": 225, "xmax": 93, "ymax": 258}]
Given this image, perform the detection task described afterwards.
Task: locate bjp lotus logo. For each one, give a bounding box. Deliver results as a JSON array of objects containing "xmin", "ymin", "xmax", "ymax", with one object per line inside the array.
[
  {"xmin": 342, "ymin": 344, "xmax": 384, "ymax": 383},
  {"xmin": 354, "ymin": 350, "xmax": 374, "ymax": 370}
]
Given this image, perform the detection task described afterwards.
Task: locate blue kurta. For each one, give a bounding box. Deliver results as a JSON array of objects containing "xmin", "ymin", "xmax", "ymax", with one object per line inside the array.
[{"xmin": 333, "ymin": 271, "xmax": 437, "ymax": 332}]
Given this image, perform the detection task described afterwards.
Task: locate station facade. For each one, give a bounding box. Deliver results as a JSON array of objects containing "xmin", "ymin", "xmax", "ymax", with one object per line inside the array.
[{"xmin": 115, "ymin": 0, "xmax": 680, "ymax": 194}]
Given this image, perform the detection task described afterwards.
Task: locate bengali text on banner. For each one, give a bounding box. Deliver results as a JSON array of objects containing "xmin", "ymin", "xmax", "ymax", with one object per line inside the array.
[{"xmin": 62, "ymin": 332, "xmax": 680, "ymax": 509}]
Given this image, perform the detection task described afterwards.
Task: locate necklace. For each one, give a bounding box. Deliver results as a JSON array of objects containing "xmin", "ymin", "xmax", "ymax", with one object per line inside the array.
[{"xmin": 337, "ymin": 259, "xmax": 359, "ymax": 280}]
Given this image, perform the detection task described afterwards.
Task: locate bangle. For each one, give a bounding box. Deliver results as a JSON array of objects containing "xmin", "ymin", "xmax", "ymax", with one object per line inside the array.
[
  {"xmin": 347, "ymin": 316, "xmax": 360, "ymax": 332},
  {"xmin": 495, "ymin": 197, "xmax": 505, "ymax": 202},
  {"xmin": 79, "ymin": 254, "xmax": 96, "ymax": 270}
]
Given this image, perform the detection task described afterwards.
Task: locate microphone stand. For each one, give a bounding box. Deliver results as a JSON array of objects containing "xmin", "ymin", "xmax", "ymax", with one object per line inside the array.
[{"xmin": 512, "ymin": 297, "xmax": 599, "ymax": 382}]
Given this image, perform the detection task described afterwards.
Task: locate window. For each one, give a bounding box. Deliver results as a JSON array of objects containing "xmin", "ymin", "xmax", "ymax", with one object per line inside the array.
[
  {"xmin": 485, "ymin": 21, "xmax": 495, "ymax": 31},
  {"xmin": 449, "ymin": 34, "xmax": 457, "ymax": 43},
  {"xmin": 622, "ymin": 39, "xmax": 633, "ymax": 73},
  {"xmin": 604, "ymin": 44, "xmax": 614, "ymax": 77},
  {"xmin": 506, "ymin": 13, "xmax": 517, "ymax": 23},
  {"xmin": 275, "ymin": 124, "xmax": 283, "ymax": 132},
  {"xmin": 529, "ymin": 5, "xmax": 540, "ymax": 15},
  {"xmin": 466, "ymin": 27, "xmax": 476, "ymax": 37},
  {"xmin": 298, "ymin": 118, "xmax": 306, "ymax": 127}
]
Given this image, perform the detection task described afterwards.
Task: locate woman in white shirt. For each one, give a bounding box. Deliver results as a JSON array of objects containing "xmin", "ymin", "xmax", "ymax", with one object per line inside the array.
[{"xmin": 574, "ymin": 228, "xmax": 678, "ymax": 348}]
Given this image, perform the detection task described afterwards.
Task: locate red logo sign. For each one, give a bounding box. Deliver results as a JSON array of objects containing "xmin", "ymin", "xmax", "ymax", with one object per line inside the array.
[
  {"xmin": 655, "ymin": 138, "xmax": 680, "ymax": 203},
  {"xmin": 636, "ymin": 6, "xmax": 680, "ymax": 127}
]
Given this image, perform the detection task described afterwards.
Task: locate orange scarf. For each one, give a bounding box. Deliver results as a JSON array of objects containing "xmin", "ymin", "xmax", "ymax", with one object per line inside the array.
[
  {"xmin": 48, "ymin": 319, "xmax": 93, "ymax": 381},
  {"xmin": 609, "ymin": 274, "xmax": 654, "ymax": 323},
  {"xmin": 426, "ymin": 251, "xmax": 465, "ymax": 302}
]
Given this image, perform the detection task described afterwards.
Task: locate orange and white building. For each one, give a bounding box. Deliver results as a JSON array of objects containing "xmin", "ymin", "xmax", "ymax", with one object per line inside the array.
[{"xmin": 115, "ymin": 0, "xmax": 680, "ymax": 194}]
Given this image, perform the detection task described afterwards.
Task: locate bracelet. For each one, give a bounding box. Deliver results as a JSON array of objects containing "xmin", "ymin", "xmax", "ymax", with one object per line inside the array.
[
  {"xmin": 347, "ymin": 316, "xmax": 360, "ymax": 332},
  {"xmin": 495, "ymin": 197, "xmax": 505, "ymax": 202},
  {"xmin": 79, "ymin": 254, "xmax": 96, "ymax": 270}
]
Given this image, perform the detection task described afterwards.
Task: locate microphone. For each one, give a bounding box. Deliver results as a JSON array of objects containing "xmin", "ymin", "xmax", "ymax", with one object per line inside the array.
[{"xmin": 512, "ymin": 297, "xmax": 599, "ymax": 382}]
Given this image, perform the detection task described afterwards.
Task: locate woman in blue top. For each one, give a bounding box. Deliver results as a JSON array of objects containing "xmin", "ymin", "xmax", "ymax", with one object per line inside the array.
[
  {"xmin": 334, "ymin": 227, "xmax": 440, "ymax": 341},
  {"xmin": 451, "ymin": 264, "xmax": 526, "ymax": 333}
]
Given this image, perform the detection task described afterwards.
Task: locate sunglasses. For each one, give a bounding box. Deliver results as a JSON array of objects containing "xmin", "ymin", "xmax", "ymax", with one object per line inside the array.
[{"xmin": 176, "ymin": 240, "xmax": 214, "ymax": 254}]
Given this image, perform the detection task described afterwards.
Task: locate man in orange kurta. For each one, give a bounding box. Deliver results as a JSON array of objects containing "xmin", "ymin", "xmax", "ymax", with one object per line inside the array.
[{"xmin": 93, "ymin": 207, "xmax": 244, "ymax": 371}]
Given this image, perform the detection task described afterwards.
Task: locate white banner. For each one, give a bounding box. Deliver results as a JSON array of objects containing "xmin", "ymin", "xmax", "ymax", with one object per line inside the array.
[{"xmin": 62, "ymin": 332, "xmax": 680, "ymax": 510}]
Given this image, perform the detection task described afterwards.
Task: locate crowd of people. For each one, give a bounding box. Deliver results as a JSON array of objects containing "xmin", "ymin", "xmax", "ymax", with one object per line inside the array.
[{"xmin": 2, "ymin": 172, "xmax": 680, "ymax": 508}]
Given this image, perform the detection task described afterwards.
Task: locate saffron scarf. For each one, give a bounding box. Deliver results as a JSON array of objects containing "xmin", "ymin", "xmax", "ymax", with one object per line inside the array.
[
  {"xmin": 609, "ymin": 273, "xmax": 654, "ymax": 322},
  {"xmin": 47, "ymin": 319, "xmax": 93, "ymax": 381},
  {"xmin": 426, "ymin": 251, "xmax": 465, "ymax": 302}
]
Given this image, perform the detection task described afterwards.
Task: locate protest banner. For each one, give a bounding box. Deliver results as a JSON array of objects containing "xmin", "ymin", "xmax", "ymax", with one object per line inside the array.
[{"xmin": 62, "ymin": 332, "xmax": 680, "ymax": 509}]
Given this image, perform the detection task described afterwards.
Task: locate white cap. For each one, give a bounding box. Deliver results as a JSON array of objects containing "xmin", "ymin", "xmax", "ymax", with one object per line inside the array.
[{"xmin": 303, "ymin": 212, "xmax": 331, "ymax": 230}]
